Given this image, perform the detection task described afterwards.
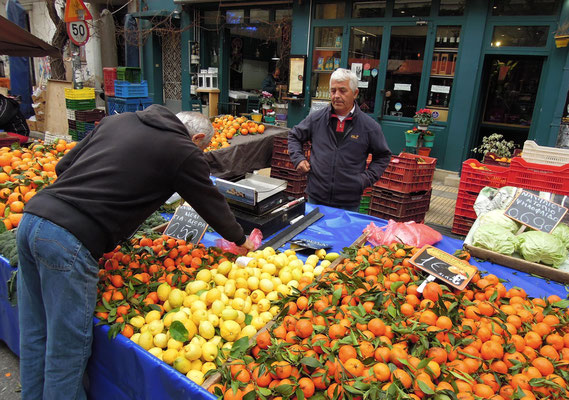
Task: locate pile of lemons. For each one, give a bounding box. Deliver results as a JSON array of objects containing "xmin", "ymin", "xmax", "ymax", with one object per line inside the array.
[{"xmin": 127, "ymin": 246, "xmax": 339, "ymax": 385}]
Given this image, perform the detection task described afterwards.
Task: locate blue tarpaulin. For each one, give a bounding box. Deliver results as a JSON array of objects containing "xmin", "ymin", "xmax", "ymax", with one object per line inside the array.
[
  {"xmin": 6, "ymin": 0, "xmax": 33, "ymax": 118},
  {"xmin": 1, "ymin": 205, "xmax": 568, "ymax": 399}
]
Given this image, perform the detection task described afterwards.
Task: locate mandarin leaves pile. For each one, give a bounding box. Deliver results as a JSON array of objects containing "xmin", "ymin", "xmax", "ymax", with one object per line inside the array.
[{"xmin": 214, "ymin": 243, "xmax": 569, "ymax": 400}]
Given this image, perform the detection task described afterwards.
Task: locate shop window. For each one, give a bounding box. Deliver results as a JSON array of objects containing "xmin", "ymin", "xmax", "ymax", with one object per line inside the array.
[
  {"xmin": 275, "ymin": 9, "xmax": 292, "ymax": 21},
  {"xmin": 348, "ymin": 26, "xmax": 383, "ymax": 113},
  {"xmin": 491, "ymin": 26, "xmax": 549, "ymax": 48},
  {"xmin": 226, "ymin": 10, "xmax": 244, "ymax": 24},
  {"xmin": 352, "ymin": 1, "xmax": 386, "ymax": 18},
  {"xmin": 383, "ymin": 26, "xmax": 427, "ymax": 118},
  {"xmin": 202, "ymin": 11, "xmax": 219, "ymax": 26},
  {"xmin": 393, "ymin": 0, "xmax": 431, "ymax": 17},
  {"xmin": 315, "ymin": 2, "xmax": 345, "ymax": 19},
  {"xmin": 311, "ymin": 27, "xmax": 343, "ymax": 100},
  {"xmin": 491, "ymin": 0, "xmax": 561, "ymax": 16},
  {"xmin": 250, "ymin": 9, "xmax": 269, "ymax": 24},
  {"xmin": 439, "ymin": 0, "xmax": 465, "ymax": 16}
]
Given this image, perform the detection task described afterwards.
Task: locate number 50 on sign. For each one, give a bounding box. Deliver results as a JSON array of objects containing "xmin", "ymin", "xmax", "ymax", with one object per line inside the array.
[{"xmin": 67, "ymin": 21, "xmax": 90, "ymax": 46}]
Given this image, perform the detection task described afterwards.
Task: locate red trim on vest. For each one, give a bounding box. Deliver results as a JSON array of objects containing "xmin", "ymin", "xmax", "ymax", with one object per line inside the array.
[{"xmin": 331, "ymin": 114, "xmax": 352, "ymax": 133}]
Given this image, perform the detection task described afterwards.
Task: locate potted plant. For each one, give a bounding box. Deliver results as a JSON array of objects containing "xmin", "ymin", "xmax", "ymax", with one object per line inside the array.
[
  {"xmin": 421, "ymin": 129, "xmax": 435, "ymax": 148},
  {"xmin": 471, "ymin": 133, "xmax": 516, "ymax": 162},
  {"xmin": 260, "ymin": 91, "xmax": 275, "ymax": 115},
  {"xmin": 413, "ymin": 108, "xmax": 434, "ymax": 130},
  {"xmin": 554, "ymin": 22, "xmax": 569, "ymax": 48},
  {"xmin": 404, "ymin": 126, "xmax": 420, "ymax": 148}
]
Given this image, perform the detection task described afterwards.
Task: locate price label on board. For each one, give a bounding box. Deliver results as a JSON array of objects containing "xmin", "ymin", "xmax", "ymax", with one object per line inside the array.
[
  {"xmin": 163, "ymin": 204, "xmax": 208, "ymax": 244},
  {"xmin": 410, "ymin": 245, "xmax": 478, "ymax": 290},
  {"xmin": 505, "ymin": 190, "xmax": 568, "ymax": 233},
  {"xmin": 66, "ymin": 21, "xmax": 90, "ymax": 46}
]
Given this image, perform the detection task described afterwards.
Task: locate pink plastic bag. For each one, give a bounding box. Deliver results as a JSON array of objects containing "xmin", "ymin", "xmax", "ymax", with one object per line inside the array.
[
  {"xmin": 363, "ymin": 220, "xmax": 442, "ymax": 247},
  {"xmin": 215, "ymin": 228, "xmax": 263, "ymax": 255}
]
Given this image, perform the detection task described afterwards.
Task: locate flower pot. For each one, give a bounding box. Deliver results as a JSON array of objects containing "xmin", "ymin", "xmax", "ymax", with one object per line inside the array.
[
  {"xmin": 251, "ymin": 113, "xmax": 262, "ymax": 123},
  {"xmin": 418, "ymin": 147, "xmax": 431, "ymax": 156},
  {"xmin": 405, "ymin": 132, "xmax": 420, "ymax": 147},
  {"xmin": 555, "ymin": 35, "xmax": 569, "ymax": 48},
  {"xmin": 264, "ymin": 116, "xmax": 276, "ymax": 124},
  {"xmin": 422, "ymin": 134, "xmax": 435, "ymax": 148},
  {"xmin": 417, "ymin": 125, "xmax": 429, "ymax": 131}
]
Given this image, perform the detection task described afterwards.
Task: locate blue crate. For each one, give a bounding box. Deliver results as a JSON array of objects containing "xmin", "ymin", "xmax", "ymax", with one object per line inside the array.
[
  {"xmin": 107, "ymin": 97, "xmax": 140, "ymax": 114},
  {"xmin": 140, "ymin": 97, "xmax": 153, "ymax": 110},
  {"xmin": 114, "ymin": 80, "xmax": 149, "ymax": 98}
]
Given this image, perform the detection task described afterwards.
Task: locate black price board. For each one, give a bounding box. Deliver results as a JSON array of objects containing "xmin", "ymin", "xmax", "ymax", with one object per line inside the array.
[
  {"xmin": 163, "ymin": 204, "xmax": 208, "ymax": 244},
  {"xmin": 409, "ymin": 245, "xmax": 478, "ymax": 290},
  {"xmin": 505, "ymin": 190, "xmax": 568, "ymax": 233}
]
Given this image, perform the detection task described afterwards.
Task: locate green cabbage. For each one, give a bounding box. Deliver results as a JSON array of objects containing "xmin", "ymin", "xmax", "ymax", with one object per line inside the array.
[
  {"xmin": 552, "ymin": 223, "xmax": 569, "ymax": 250},
  {"xmin": 478, "ymin": 209, "xmax": 520, "ymax": 233},
  {"xmin": 472, "ymin": 223, "xmax": 517, "ymax": 255},
  {"xmin": 517, "ymin": 231, "xmax": 567, "ymax": 267}
]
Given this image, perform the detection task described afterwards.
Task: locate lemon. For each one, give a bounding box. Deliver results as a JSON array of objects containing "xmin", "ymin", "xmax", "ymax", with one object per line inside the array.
[
  {"xmin": 319, "ymin": 260, "xmax": 331, "ymax": 269},
  {"xmin": 325, "ymin": 252, "xmax": 340, "ymax": 261},
  {"xmin": 157, "ymin": 283, "xmax": 172, "ymax": 302},
  {"xmin": 153, "ymin": 333, "xmax": 168, "ymax": 348},
  {"xmin": 190, "ymin": 359, "xmax": 203, "ymax": 371},
  {"xmin": 199, "ymin": 321, "xmax": 215, "ymax": 339},
  {"xmin": 163, "ymin": 300, "xmax": 172, "ymax": 313},
  {"xmin": 202, "ymin": 342, "xmax": 218, "ymax": 361},
  {"xmin": 315, "ymin": 249, "xmax": 327, "ymax": 259},
  {"xmin": 184, "ymin": 342, "xmax": 202, "ymax": 361},
  {"xmin": 162, "ymin": 348, "xmax": 178, "ymax": 365},
  {"xmin": 202, "ymin": 361, "xmax": 217, "ymax": 375},
  {"xmin": 217, "ymin": 260, "xmax": 233, "ymax": 275},
  {"xmin": 174, "ymin": 357, "xmax": 192, "ymax": 374},
  {"xmin": 191, "ymin": 309, "xmax": 208, "ymax": 325},
  {"xmin": 171, "ymin": 310, "xmax": 188, "ymax": 324},
  {"xmin": 130, "ymin": 315, "xmax": 145, "ymax": 329},
  {"xmin": 209, "ymin": 336, "xmax": 222, "ymax": 347},
  {"xmin": 279, "ymin": 269, "xmax": 292, "ymax": 284},
  {"xmin": 262, "ymin": 263, "xmax": 277, "ymax": 275},
  {"xmin": 251, "ymin": 316, "xmax": 265, "ymax": 330},
  {"xmin": 288, "ymin": 259, "xmax": 303, "ymax": 269},
  {"xmin": 240, "ymin": 325, "xmax": 257, "ymax": 339},
  {"xmin": 205, "ymin": 288, "xmax": 221, "ymax": 305},
  {"xmin": 259, "ymin": 279, "xmax": 274, "ymax": 293},
  {"xmin": 263, "ymin": 247, "xmax": 276, "ymax": 258},
  {"xmin": 247, "ymin": 258, "xmax": 258, "ymax": 268},
  {"xmin": 302, "ymin": 264, "xmax": 314, "ymax": 273},
  {"xmin": 148, "ymin": 347, "xmax": 163, "ymax": 359},
  {"xmin": 168, "ymin": 289, "xmax": 185, "ymax": 309},
  {"xmin": 260, "ymin": 311, "xmax": 273, "ymax": 323},
  {"xmin": 208, "ymin": 314, "xmax": 220, "ymax": 327},
  {"xmin": 276, "ymin": 284, "xmax": 290, "ymax": 296},
  {"xmin": 291, "ymin": 269, "xmax": 302, "ymax": 281},
  {"xmin": 182, "ymin": 319, "xmax": 197, "ymax": 339},
  {"xmin": 243, "ymin": 297, "xmax": 252, "ymax": 314},
  {"xmin": 235, "ymin": 311, "xmax": 246, "ymax": 325},
  {"xmin": 145, "ymin": 310, "xmax": 161, "ymax": 324},
  {"xmin": 234, "ymin": 288, "xmax": 250, "ymax": 300},
  {"xmin": 231, "ymin": 298, "xmax": 245, "ymax": 311},
  {"xmin": 213, "ymin": 274, "xmax": 228, "ymax": 286},
  {"xmin": 288, "ymin": 280, "xmax": 299, "ymax": 289},
  {"xmin": 190, "ymin": 300, "xmax": 207, "ymax": 313},
  {"xmin": 130, "ymin": 333, "xmax": 141, "ymax": 345},
  {"xmin": 220, "ymin": 320, "xmax": 241, "ymax": 341},
  {"xmin": 306, "ymin": 254, "xmax": 319, "ymax": 267},
  {"xmin": 258, "ymin": 298, "xmax": 271, "ymax": 312},
  {"xmin": 224, "ymin": 280, "xmax": 236, "ymax": 297},
  {"xmin": 138, "ymin": 331, "xmax": 154, "ymax": 350},
  {"xmin": 270, "ymin": 306, "xmax": 280, "ymax": 316},
  {"xmin": 246, "ymin": 276, "xmax": 259, "ymax": 290},
  {"xmin": 147, "ymin": 320, "xmax": 164, "ymax": 336},
  {"xmin": 250, "ymin": 289, "xmax": 265, "ymax": 303},
  {"xmin": 221, "ymin": 308, "xmax": 238, "ymax": 321},
  {"xmin": 235, "ymin": 277, "xmax": 248, "ymax": 289},
  {"xmin": 196, "ymin": 269, "xmax": 212, "ymax": 282},
  {"xmin": 186, "ymin": 370, "xmax": 205, "ymax": 385},
  {"xmin": 167, "ymin": 338, "xmax": 184, "ymax": 351},
  {"xmin": 211, "ymin": 300, "xmax": 225, "ymax": 316},
  {"xmin": 187, "ymin": 280, "xmax": 208, "ymax": 294},
  {"xmin": 266, "ymin": 291, "xmax": 279, "ymax": 302},
  {"xmin": 314, "ymin": 266, "xmax": 324, "ymax": 276}
]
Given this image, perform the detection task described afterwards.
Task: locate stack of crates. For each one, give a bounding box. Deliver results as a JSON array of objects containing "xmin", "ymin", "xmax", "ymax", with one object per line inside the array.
[
  {"xmin": 270, "ymin": 136, "xmax": 310, "ymax": 198},
  {"xmin": 65, "ymin": 88, "xmax": 103, "ymax": 141},
  {"xmin": 105, "ymin": 67, "xmax": 153, "ymax": 114},
  {"xmin": 368, "ymin": 153, "xmax": 437, "ymax": 222},
  {"xmin": 359, "ymin": 188, "xmax": 372, "ymax": 214}
]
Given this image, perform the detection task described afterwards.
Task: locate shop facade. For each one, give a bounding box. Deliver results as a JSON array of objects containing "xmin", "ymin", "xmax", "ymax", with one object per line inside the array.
[{"xmin": 138, "ymin": 0, "xmax": 569, "ymax": 172}]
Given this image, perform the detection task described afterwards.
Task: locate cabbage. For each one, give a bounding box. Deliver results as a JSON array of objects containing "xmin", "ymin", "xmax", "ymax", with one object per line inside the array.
[
  {"xmin": 472, "ymin": 223, "xmax": 517, "ymax": 255},
  {"xmin": 552, "ymin": 223, "xmax": 569, "ymax": 250},
  {"xmin": 478, "ymin": 209, "xmax": 520, "ymax": 233},
  {"xmin": 517, "ymin": 231, "xmax": 567, "ymax": 267}
]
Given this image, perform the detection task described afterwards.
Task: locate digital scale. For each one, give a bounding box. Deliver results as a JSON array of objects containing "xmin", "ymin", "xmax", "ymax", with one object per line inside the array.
[{"xmin": 215, "ymin": 174, "xmax": 306, "ymax": 237}]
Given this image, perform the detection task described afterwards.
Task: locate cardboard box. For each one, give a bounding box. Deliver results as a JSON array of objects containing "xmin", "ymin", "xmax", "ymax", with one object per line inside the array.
[{"xmin": 26, "ymin": 119, "xmax": 36, "ymax": 131}]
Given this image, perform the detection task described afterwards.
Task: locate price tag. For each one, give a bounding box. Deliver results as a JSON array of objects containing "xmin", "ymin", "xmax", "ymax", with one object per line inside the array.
[
  {"xmin": 163, "ymin": 204, "xmax": 208, "ymax": 244},
  {"xmin": 410, "ymin": 245, "xmax": 477, "ymax": 290},
  {"xmin": 44, "ymin": 132, "xmax": 73, "ymax": 145},
  {"xmin": 66, "ymin": 21, "xmax": 90, "ymax": 46},
  {"xmin": 505, "ymin": 190, "xmax": 568, "ymax": 233}
]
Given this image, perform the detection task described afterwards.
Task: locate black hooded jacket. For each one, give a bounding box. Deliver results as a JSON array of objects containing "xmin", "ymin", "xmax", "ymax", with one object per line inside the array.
[{"xmin": 24, "ymin": 105, "xmax": 245, "ymax": 258}]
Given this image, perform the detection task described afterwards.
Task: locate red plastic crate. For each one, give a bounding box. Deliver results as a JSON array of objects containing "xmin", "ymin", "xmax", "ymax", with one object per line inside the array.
[
  {"xmin": 454, "ymin": 191, "xmax": 478, "ymax": 219},
  {"xmin": 375, "ymin": 153, "xmax": 437, "ymax": 193},
  {"xmin": 370, "ymin": 189, "xmax": 431, "ymax": 218},
  {"xmin": 451, "ymin": 215, "xmax": 476, "ymax": 236},
  {"xmin": 506, "ymin": 157, "xmax": 569, "ymax": 195},
  {"xmin": 270, "ymin": 166, "xmax": 307, "ymax": 194},
  {"xmin": 459, "ymin": 159, "xmax": 509, "ymax": 193},
  {"xmin": 271, "ymin": 152, "xmax": 295, "ymax": 170},
  {"xmin": 103, "ymin": 67, "xmax": 117, "ymax": 97},
  {"xmin": 368, "ymin": 208, "xmax": 426, "ymax": 223}
]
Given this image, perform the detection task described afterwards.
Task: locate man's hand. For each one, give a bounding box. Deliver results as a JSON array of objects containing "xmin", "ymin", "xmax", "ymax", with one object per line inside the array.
[
  {"xmin": 240, "ymin": 238, "xmax": 255, "ymax": 252},
  {"xmin": 296, "ymin": 160, "xmax": 310, "ymax": 175}
]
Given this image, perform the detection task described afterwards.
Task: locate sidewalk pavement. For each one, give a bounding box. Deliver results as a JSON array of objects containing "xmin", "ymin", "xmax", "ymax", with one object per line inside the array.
[{"xmin": 0, "ymin": 342, "xmax": 20, "ymax": 399}]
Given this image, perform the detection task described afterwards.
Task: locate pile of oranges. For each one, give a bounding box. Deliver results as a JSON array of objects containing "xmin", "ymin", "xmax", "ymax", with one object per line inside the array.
[
  {"xmin": 0, "ymin": 140, "xmax": 74, "ymax": 230},
  {"xmin": 206, "ymin": 115, "xmax": 266, "ymax": 152},
  {"xmin": 213, "ymin": 243, "xmax": 569, "ymax": 400}
]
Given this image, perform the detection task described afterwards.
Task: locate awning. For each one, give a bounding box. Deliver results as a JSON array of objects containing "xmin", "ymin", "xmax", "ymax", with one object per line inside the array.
[{"xmin": 0, "ymin": 15, "xmax": 61, "ymax": 58}]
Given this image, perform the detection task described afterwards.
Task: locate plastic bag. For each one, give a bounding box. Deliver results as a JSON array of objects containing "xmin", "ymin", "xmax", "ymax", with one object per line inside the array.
[
  {"xmin": 363, "ymin": 220, "xmax": 442, "ymax": 247},
  {"xmin": 215, "ymin": 228, "xmax": 263, "ymax": 255}
]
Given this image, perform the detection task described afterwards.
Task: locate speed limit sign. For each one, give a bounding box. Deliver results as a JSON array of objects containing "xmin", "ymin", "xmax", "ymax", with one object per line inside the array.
[{"xmin": 66, "ymin": 21, "xmax": 90, "ymax": 46}]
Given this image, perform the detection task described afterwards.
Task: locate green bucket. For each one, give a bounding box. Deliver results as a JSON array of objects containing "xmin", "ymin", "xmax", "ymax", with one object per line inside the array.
[
  {"xmin": 423, "ymin": 134, "xmax": 435, "ymax": 148},
  {"xmin": 405, "ymin": 132, "xmax": 419, "ymax": 147}
]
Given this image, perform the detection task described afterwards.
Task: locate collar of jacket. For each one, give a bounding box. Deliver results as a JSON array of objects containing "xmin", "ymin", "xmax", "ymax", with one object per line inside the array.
[{"xmin": 328, "ymin": 102, "xmax": 361, "ymax": 121}]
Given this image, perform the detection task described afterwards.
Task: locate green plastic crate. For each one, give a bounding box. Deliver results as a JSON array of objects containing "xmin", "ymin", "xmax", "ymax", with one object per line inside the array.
[
  {"xmin": 65, "ymin": 99, "xmax": 96, "ymax": 110},
  {"xmin": 117, "ymin": 67, "xmax": 141, "ymax": 83}
]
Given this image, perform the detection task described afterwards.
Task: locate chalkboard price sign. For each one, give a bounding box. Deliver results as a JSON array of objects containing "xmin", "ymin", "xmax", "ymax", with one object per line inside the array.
[
  {"xmin": 409, "ymin": 246, "xmax": 478, "ymax": 290},
  {"xmin": 163, "ymin": 204, "xmax": 208, "ymax": 244},
  {"xmin": 505, "ymin": 190, "xmax": 568, "ymax": 233}
]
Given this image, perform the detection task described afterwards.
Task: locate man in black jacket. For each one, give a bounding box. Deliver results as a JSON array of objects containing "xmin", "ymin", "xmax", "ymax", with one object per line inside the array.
[
  {"xmin": 288, "ymin": 68, "xmax": 391, "ymax": 211},
  {"xmin": 16, "ymin": 106, "xmax": 253, "ymax": 399},
  {"xmin": 0, "ymin": 94, "xmax": 29, "ymax": 136}
]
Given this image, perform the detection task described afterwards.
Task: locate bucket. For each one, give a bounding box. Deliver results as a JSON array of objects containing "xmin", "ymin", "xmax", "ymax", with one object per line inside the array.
[
  {"xmin": 423, "ymin": 134, "xmax": 435, "ymax": 148},
  {"xmin": 264, "ymin": 116, "xmax": 276, "ymax": 124},
  {"xmin": 418, "ymin": 147, "xmax": 432, "ymax": 156},
  {"xmin": 251, "ymin": 113, "xmax": 262, "ymax": 123},
  {"xmin": 405, "ymin": 132, "xmax": 419, "ymax": 147}
]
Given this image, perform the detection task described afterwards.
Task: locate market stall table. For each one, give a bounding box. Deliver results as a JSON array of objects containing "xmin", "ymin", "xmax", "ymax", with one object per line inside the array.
[
  {"xmin": 1, "ymin": 205, "xmax": 568, "ymax": 399},
  {"xmin": 204, "ymin": 125, "xmax": 288, "ymax": 179}
]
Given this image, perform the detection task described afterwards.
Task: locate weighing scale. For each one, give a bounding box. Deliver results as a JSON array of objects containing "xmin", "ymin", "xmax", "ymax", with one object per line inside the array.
[{"xmin": 215, "ymin": 174, "xmax": 307, "ymax": 237}]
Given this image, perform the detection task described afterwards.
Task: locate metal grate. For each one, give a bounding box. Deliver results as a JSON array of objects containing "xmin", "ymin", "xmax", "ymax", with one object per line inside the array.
[{"xmin": 162, "ymin": 32, "xmax": 182, "ymax": 101}]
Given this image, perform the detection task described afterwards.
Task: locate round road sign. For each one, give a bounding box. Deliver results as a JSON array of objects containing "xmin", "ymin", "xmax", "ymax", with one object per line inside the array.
[{"xmin": 67, "ymin": 21, "xmax": 90, "ymax": 46}]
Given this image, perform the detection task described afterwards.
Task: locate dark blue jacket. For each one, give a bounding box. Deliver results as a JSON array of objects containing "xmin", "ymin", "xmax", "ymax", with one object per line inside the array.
[{"xmin": 288, "ymin": 103, "xmax": 391, "ymax": 208}]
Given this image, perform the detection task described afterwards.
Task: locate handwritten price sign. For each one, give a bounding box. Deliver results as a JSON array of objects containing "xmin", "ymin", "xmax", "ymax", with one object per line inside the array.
[
  {"xmin": 163, "ymin": 204, "xmax": 208, "ymax": 244},
  {"xmin": 505, "ymin": 190, "xmax": 567, "ymax": 233}
]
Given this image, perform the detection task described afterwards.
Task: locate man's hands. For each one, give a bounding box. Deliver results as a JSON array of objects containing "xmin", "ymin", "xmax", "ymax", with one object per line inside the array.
[
  {"xmin": 240, "ymin": 238, "xmax": 255, "ymax": 252},
  {"xmin": 296, "ymin": 160, "xmax": 311, "ymax": 175}
]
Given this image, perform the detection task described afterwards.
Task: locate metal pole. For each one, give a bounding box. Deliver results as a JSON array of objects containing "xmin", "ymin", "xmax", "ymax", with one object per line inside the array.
[{"xmin": 71, "ymin": 43, "xmax": 83, "ymax": 89}]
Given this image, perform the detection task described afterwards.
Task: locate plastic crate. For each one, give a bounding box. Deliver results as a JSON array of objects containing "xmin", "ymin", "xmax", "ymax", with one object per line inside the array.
[
  {"xmin": 374, "ymin": 153, "xmax": 437, "ymax": 193},
  {"xmin": 521, "ymin": 140, "xmax": 569, "ymax": 166},
  {"xmin": 68, "ymin": 129, "xmax": 78, "ymax": 141},
  {"xmin": 75, "ymin": 109, "xmax": 105, "ymax": 122},
  {"xmin": 103, "ymin": 67, "xmax": 117, "ymax": 96},
  {"xmin": 116, "ymin": 67, "xmax": 142, "ymax": 83},
  {"xmin": 459, "ymin": 159, "xmax": 509, "ymax": 194},
  {"xmin": 451, "ymin": 215, "xmax": 476, "ymax": 236},
  {"xmin": 68, "ymin": 119, "xmax": 77, "ymax": 130},
  {"xmin": 368, "ymin": 208, "xmax": 426, "ymax": 223},
  {"xmin": 273, "ymin": 137, "xmax": 311, "ymax": 157},
  {"xmin": 370, "ymin": 189, "xmax": 431, "ymax": 218},
  {"xmin": 284, "ymin": 189, "xmax": 305, "ymax": 199},
  {"xmin": 64, "ymin": 87, "xmax": 95, "ymax": 100},
  {"xmin": 454, "ymin": 191, "xmax": 478, "ymax": 219},
  {"xmin": 271, "ymin": 152, "xmax": 295, "ymax": 170},
  {"xmin": 66, "ymin": 109, "xmax": 76, "ymax": 120},
  {"xmin": 140, "ymin": 97, "xmax": 153, "ymax": 110},
  {"xmin": 66, "ymin": 99, "xmax": 96, "ymax": 111},
  {"xmin": 114, "ymin": 81, "xmax": 148, "ymax": 98},
  {"xmin": 107, "ymin": 97, "xmax": 140, "ymax": 114},
  {"xmin": 506, "ymin": 157, "xmax": 569, "ymax": 195}
]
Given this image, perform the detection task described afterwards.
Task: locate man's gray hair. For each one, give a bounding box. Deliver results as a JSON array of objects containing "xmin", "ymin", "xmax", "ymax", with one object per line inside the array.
[
  {"xmin": 176, "ymin": 111, "xmax": 214, "ymax": 145},
  {"xmin": 330, "ymin": 68, "xmax": 358, "ymax": 92}
]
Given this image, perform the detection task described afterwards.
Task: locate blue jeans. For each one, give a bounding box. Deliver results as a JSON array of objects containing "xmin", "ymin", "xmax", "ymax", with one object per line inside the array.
[
  {"xmin": 17, "ymin": 213, "xmax": 99, "ymax": 400},
  {"xmin": 307, "ymin": 196, "xmax": 360, "ymax": 213}
]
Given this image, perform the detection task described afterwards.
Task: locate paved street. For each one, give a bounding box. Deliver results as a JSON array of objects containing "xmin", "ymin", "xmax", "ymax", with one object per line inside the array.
[{"xmin": 0, "ymin": 341, "xmax": 20, "ymax": 400}]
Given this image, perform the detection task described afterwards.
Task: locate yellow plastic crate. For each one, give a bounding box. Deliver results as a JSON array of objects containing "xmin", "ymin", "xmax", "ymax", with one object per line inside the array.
[{"xmin": 64, "ymin": 87, "xmax": 95, "ymax": 100}]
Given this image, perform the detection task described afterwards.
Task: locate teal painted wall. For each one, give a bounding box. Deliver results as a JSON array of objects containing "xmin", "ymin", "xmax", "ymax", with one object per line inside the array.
[
  {"xmin": 141, "ymin": 19, "xmax": 163, "ymax": 105},
  {"xmin": 181, "ymin": 11, "xmax": 192, "ymax": 111}
]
